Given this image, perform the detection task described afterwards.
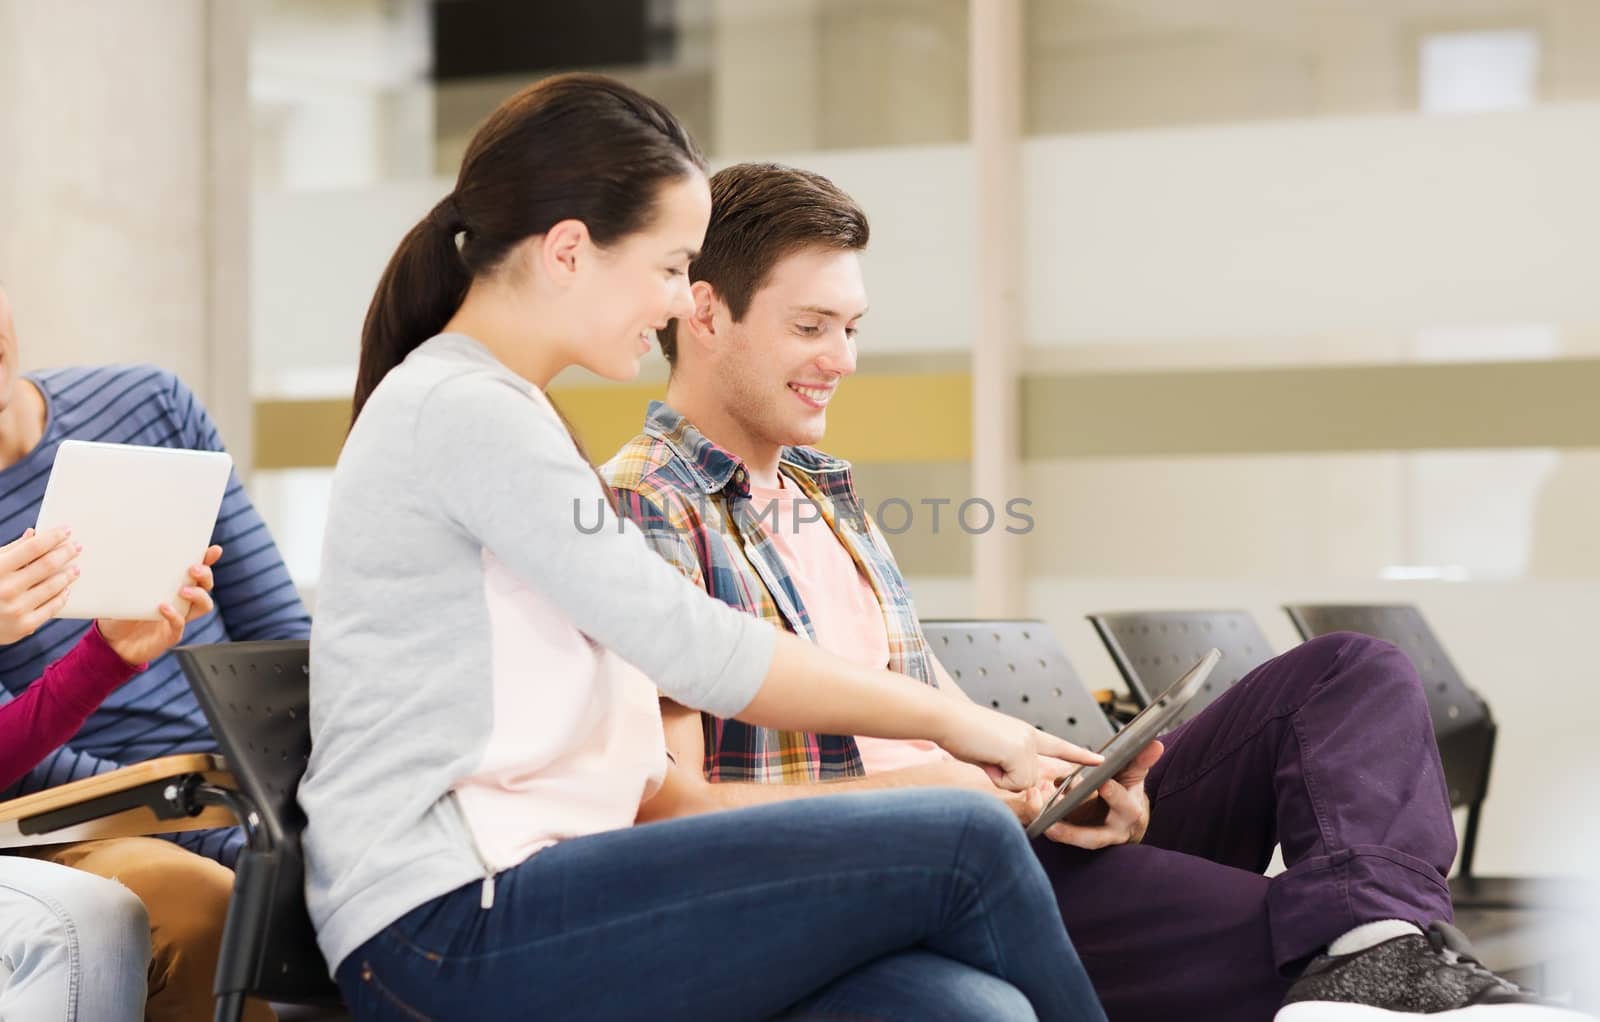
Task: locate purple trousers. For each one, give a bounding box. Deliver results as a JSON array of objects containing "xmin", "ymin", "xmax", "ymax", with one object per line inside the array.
[{"xmin": 1039, "ymin": 632, "xmax": 1458, "ymax": 1022}]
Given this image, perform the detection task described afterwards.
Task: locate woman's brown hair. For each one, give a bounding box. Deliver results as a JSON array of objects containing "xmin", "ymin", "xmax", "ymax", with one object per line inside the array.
[{"xmin": 352, "ymin": 72, "xmax": 707, "ymax": 423}]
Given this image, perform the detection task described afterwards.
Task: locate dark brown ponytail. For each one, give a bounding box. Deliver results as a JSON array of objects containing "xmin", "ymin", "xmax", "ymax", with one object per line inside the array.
[
  {"xmin": 351, "ymin": 72, "xmax": 706, "ymax": 425},
  {"xmin": 352, "ymin": 213, "xmax": 470, "ymax": 426}
]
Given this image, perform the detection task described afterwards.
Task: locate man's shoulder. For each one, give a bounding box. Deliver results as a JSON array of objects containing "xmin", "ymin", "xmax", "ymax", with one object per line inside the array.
[
  {"xmin": 34, "ymin": 363, "xmax": 186, "ymax": 404},
  {"xmin": 34, "ymin": 363, "xmax": 208, "ymax": 443},
  {"xmin": 602, "ymin": 433, "xmax": 706, "ymax": 505}
]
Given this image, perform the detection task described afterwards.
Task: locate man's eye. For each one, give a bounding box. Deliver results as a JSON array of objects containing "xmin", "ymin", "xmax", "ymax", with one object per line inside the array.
[{"xmin": 796, "ymin": 324, "xmax": 821, "ymax": 335}]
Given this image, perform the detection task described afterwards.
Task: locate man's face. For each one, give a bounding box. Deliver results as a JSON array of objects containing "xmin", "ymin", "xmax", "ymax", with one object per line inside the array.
[
  {"xmin": 0, "ymin": 287, "xmax": 19, "ymax": 414},
  {"xmin": 712, "ymin": 246, "xmax": 866, "ymax": 449}
]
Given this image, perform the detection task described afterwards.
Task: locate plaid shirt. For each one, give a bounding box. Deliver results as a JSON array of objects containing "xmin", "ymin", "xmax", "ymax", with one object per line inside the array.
[{"xmin": 601, "ymin": 400, "xmax": 937, "ymax": 783}]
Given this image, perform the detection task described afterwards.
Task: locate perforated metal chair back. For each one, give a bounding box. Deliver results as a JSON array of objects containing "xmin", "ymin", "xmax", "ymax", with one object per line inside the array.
[
  {"xmin": 1087, "ymin": 610, "xmax": 1275, "ymax": 729},
  {"xmin": 921, "ymin": 620, "xmax": 1116, "ymax": 749},
  {"xmin": 1282, "ymin": 604, "xmax": 1494, "ymax": 809},
  {"xmin": 175, "ymin": 641, "xmax": 342, "ymax": 1013}
]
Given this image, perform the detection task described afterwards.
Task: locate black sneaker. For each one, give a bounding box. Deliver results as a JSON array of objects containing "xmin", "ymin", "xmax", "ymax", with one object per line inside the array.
[{"xmin": 1275, "ymin": 922, "xmax": 1593, "ymax": 1019}]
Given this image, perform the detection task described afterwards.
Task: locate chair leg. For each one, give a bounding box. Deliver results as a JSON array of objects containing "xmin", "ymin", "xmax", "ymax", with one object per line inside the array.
[
  {"xmin": 212, "ymin": 848, "xmax": 279, "ymax": 1022},
  {"xmin": 1460, "ymin": 801, "xmax": 1483, "ymax": 884},
  {"xmin": 179, "ymin": 781, "xmax": 278, "ymax": 1022},
  {"xmin": 1458, "ymin": 721, "xmax": 1498, "ymax": 884},
  {"xmin": 213, "ymin": 992, "xmax": 248, "ymax": 1022}
]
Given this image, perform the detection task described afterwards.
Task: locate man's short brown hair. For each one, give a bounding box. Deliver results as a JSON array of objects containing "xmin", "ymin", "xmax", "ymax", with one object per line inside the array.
[{"xmin": 658, "ymin": 162, "xmax": 869, "ymax": 365}]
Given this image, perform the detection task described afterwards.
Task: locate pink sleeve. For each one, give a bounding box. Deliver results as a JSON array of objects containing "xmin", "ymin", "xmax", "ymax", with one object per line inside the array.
[{"xmin": 0, "ymin": 625, "xmax": 145, "ymax": 791}]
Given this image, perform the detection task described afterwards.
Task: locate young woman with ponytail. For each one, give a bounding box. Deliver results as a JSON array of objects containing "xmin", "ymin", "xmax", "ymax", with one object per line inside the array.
[{"xmin": 299, "ymin": 73, "xmax": 1106, "ymax": 1022}]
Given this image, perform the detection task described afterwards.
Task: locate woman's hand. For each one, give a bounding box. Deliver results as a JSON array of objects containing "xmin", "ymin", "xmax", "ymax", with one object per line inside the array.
[
  {"xmin": 935, "ymin": 701, "xmax": 1103, "ymax": 792},
  {"xmin": 98, "ymin": 546, "xmax": 222, "ymax": 666},
  {"xmin": 0, "ymin": 528, "xmax": 80, "ymax": 644}
]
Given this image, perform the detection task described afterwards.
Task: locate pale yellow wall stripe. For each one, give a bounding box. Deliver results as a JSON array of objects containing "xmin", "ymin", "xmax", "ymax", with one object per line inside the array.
[
  {"xmin": 535, "ymin": 372, "xmax": 973, "ymax": 465},
  {"xmin": 251, "ymin": 359, "xmax": 1600, "ymax": 471},
  {"xmin": 1025, "ymin": 358, "xmax": 1600, "ymax": 457},
  {"xmin": 252, "ymin": 372, "xmax": 974, "ymax": 470}
]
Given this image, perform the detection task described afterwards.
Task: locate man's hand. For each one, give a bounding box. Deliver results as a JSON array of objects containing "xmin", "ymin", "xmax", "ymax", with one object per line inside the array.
[
  {"xmin": 999, "ymin": 777, "xmax": 1054, "ymax": 827},
  {"xmin": 1033, "ymin": 739, "xmax": 1164, "ymax": 849}
]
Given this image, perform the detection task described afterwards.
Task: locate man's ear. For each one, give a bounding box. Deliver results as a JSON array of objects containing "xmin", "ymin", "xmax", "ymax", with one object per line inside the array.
[
  {"xmin": 535, "ymin": 218, "xmax": 590, "ymax": 285},
  {"xmin": 681, "ymin": 280, "xmax": 722, "ymax": 350}
]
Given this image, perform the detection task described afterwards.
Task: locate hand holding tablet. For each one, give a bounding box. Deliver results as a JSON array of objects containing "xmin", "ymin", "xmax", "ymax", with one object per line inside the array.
[
  {"xmin": 1028, "ymin": 738, "xmax": 1165, "ymax": 848},
  {"xmin": 32, "ymin": 440, "xmax": 233, "ymax": 621},
  {"xmin": 97, "ymin": 545, "xmax": 223, "ymax": 665},
  {"xmin": 1024, "ymin": 648, "xmax": 1222, "ymax": 839}
]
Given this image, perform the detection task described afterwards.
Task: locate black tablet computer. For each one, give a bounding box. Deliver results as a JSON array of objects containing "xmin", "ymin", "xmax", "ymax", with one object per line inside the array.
[{"xmin": 1025, "ymin": 648, "xmax": 1222, "ymax": 839}]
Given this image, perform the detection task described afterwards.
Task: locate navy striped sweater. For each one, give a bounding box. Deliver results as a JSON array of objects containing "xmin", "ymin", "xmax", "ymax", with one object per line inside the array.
[{"xmin": 0, "ymin": 365, "xmax": 311, "ymax": 865}]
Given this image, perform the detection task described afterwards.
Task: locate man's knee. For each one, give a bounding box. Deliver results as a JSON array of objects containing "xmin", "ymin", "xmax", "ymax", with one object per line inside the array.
[
  {"xmin": 123, "ymin": 849, "xmax": 235, "ymax": 948},
  {"xmin": 60, "ymin": 838, "xmax": 235, "ymax": 952},
  {"xmin": 1277, "ymin": 631, "xmax": 1421, "ymax": 702}
]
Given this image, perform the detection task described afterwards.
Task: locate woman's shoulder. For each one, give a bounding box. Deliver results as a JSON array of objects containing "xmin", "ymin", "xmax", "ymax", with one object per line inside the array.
[{"xmin": 358, "ymin": 337, "xmax": 542, "ymax": 429}]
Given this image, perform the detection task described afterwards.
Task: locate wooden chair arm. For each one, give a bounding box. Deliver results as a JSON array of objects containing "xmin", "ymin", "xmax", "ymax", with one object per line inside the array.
[{"xmin": 0, "ymin": 754, "xmax": 239, "ymax": 848}]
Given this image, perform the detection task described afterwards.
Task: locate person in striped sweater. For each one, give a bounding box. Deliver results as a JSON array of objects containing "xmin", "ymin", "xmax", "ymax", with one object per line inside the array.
[{"xmin": 0, "ymin": 283, "xmax": 304, "ymax": 1021}]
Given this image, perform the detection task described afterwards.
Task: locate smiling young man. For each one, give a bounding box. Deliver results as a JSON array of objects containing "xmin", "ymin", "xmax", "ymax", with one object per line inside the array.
[{"xmin": 599, "ymin": 163, "xmax": 1589, "ymax": 1022}]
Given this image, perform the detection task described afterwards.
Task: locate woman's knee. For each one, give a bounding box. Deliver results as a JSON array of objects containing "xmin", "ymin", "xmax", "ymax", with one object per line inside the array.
[
  {"xmin": 784, "ymin": 950, "xmax": 1040, "ymax": 1022},
  {"xmin": 907, "ymin": 971, "xmax": 1038, "ymax": 1022},
  {"xmin": 941, "ymin": 971, "xmax": 1039, "ymax": 1022},
  {"xmin": 53, "ymin": 873, "xmax": 149, "ymax": 957},
  {"xmin": 0, "ymin": 857, "xmax": 148, "ymax": 953},
  {"xmin": 945, "ymin": 789, "xmax": 1043, "ymax": 880},
  {"xmin": 0, "ymin": 859, "xmax": 150, "ymax": 1020},
  {"xmin": 57, "ymin": 873, "xmax": 151, "ymax": 1018},
  {"xmin": 851, "ymin": 787, "xmax": 1023, "ymax": 850},
  {"xmin": 943, "ymin": 786, "xmax": 1023, "ymax": 833}
]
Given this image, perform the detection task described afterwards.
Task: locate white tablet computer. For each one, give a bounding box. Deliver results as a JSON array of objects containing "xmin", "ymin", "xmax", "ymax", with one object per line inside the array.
[
  {"xmin": 33, "ymin": 440, "xmax": 232, "ymax": 620},
  {"xmin": 1025, "ymin": 648, "xmax": 1222, "ymax": 839}
]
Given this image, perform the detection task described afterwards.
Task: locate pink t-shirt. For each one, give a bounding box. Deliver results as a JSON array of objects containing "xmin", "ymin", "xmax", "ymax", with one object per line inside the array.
[{"xmin": 750, "ymin": 475, "xmax": 947, "ymax": 774}]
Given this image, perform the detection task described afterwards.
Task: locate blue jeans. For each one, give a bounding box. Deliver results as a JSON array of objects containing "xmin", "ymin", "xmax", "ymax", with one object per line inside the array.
[
  {"xmin": 335, "ymin": 789, "xmax": 1106, "ymax": 1022},
  {"xmin": 0, "ymin": 854, "xmax": 150, "ymax": 1022}
]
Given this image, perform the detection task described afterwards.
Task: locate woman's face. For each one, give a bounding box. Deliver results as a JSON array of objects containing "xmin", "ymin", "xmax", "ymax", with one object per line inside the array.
[{"xmin": 566, "ymin": 173, "xmax": 710, "ymax": 382}]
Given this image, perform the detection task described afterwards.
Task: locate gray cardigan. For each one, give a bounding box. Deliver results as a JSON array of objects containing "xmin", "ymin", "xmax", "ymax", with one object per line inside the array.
[{"xmin": 299, "ymin": 334, "xmax": 776, "ymax": 971}]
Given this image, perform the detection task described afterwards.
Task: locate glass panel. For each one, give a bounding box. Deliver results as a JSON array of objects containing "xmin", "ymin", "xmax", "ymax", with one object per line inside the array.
[
  {"xmin": 1025, "ymin": 0, "xmax": 1600, "ymax": 135},
  {"xmin": 1420, "ymin": 29, "xmax": 1540, "ymax": 113},
  {"xmin": 859, "ymin": 449, "xmax": 1595, "ymax": 582},
  {"xmin": 247, "ymin": 0, "xmax": 1600, "ymax": 590}
]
